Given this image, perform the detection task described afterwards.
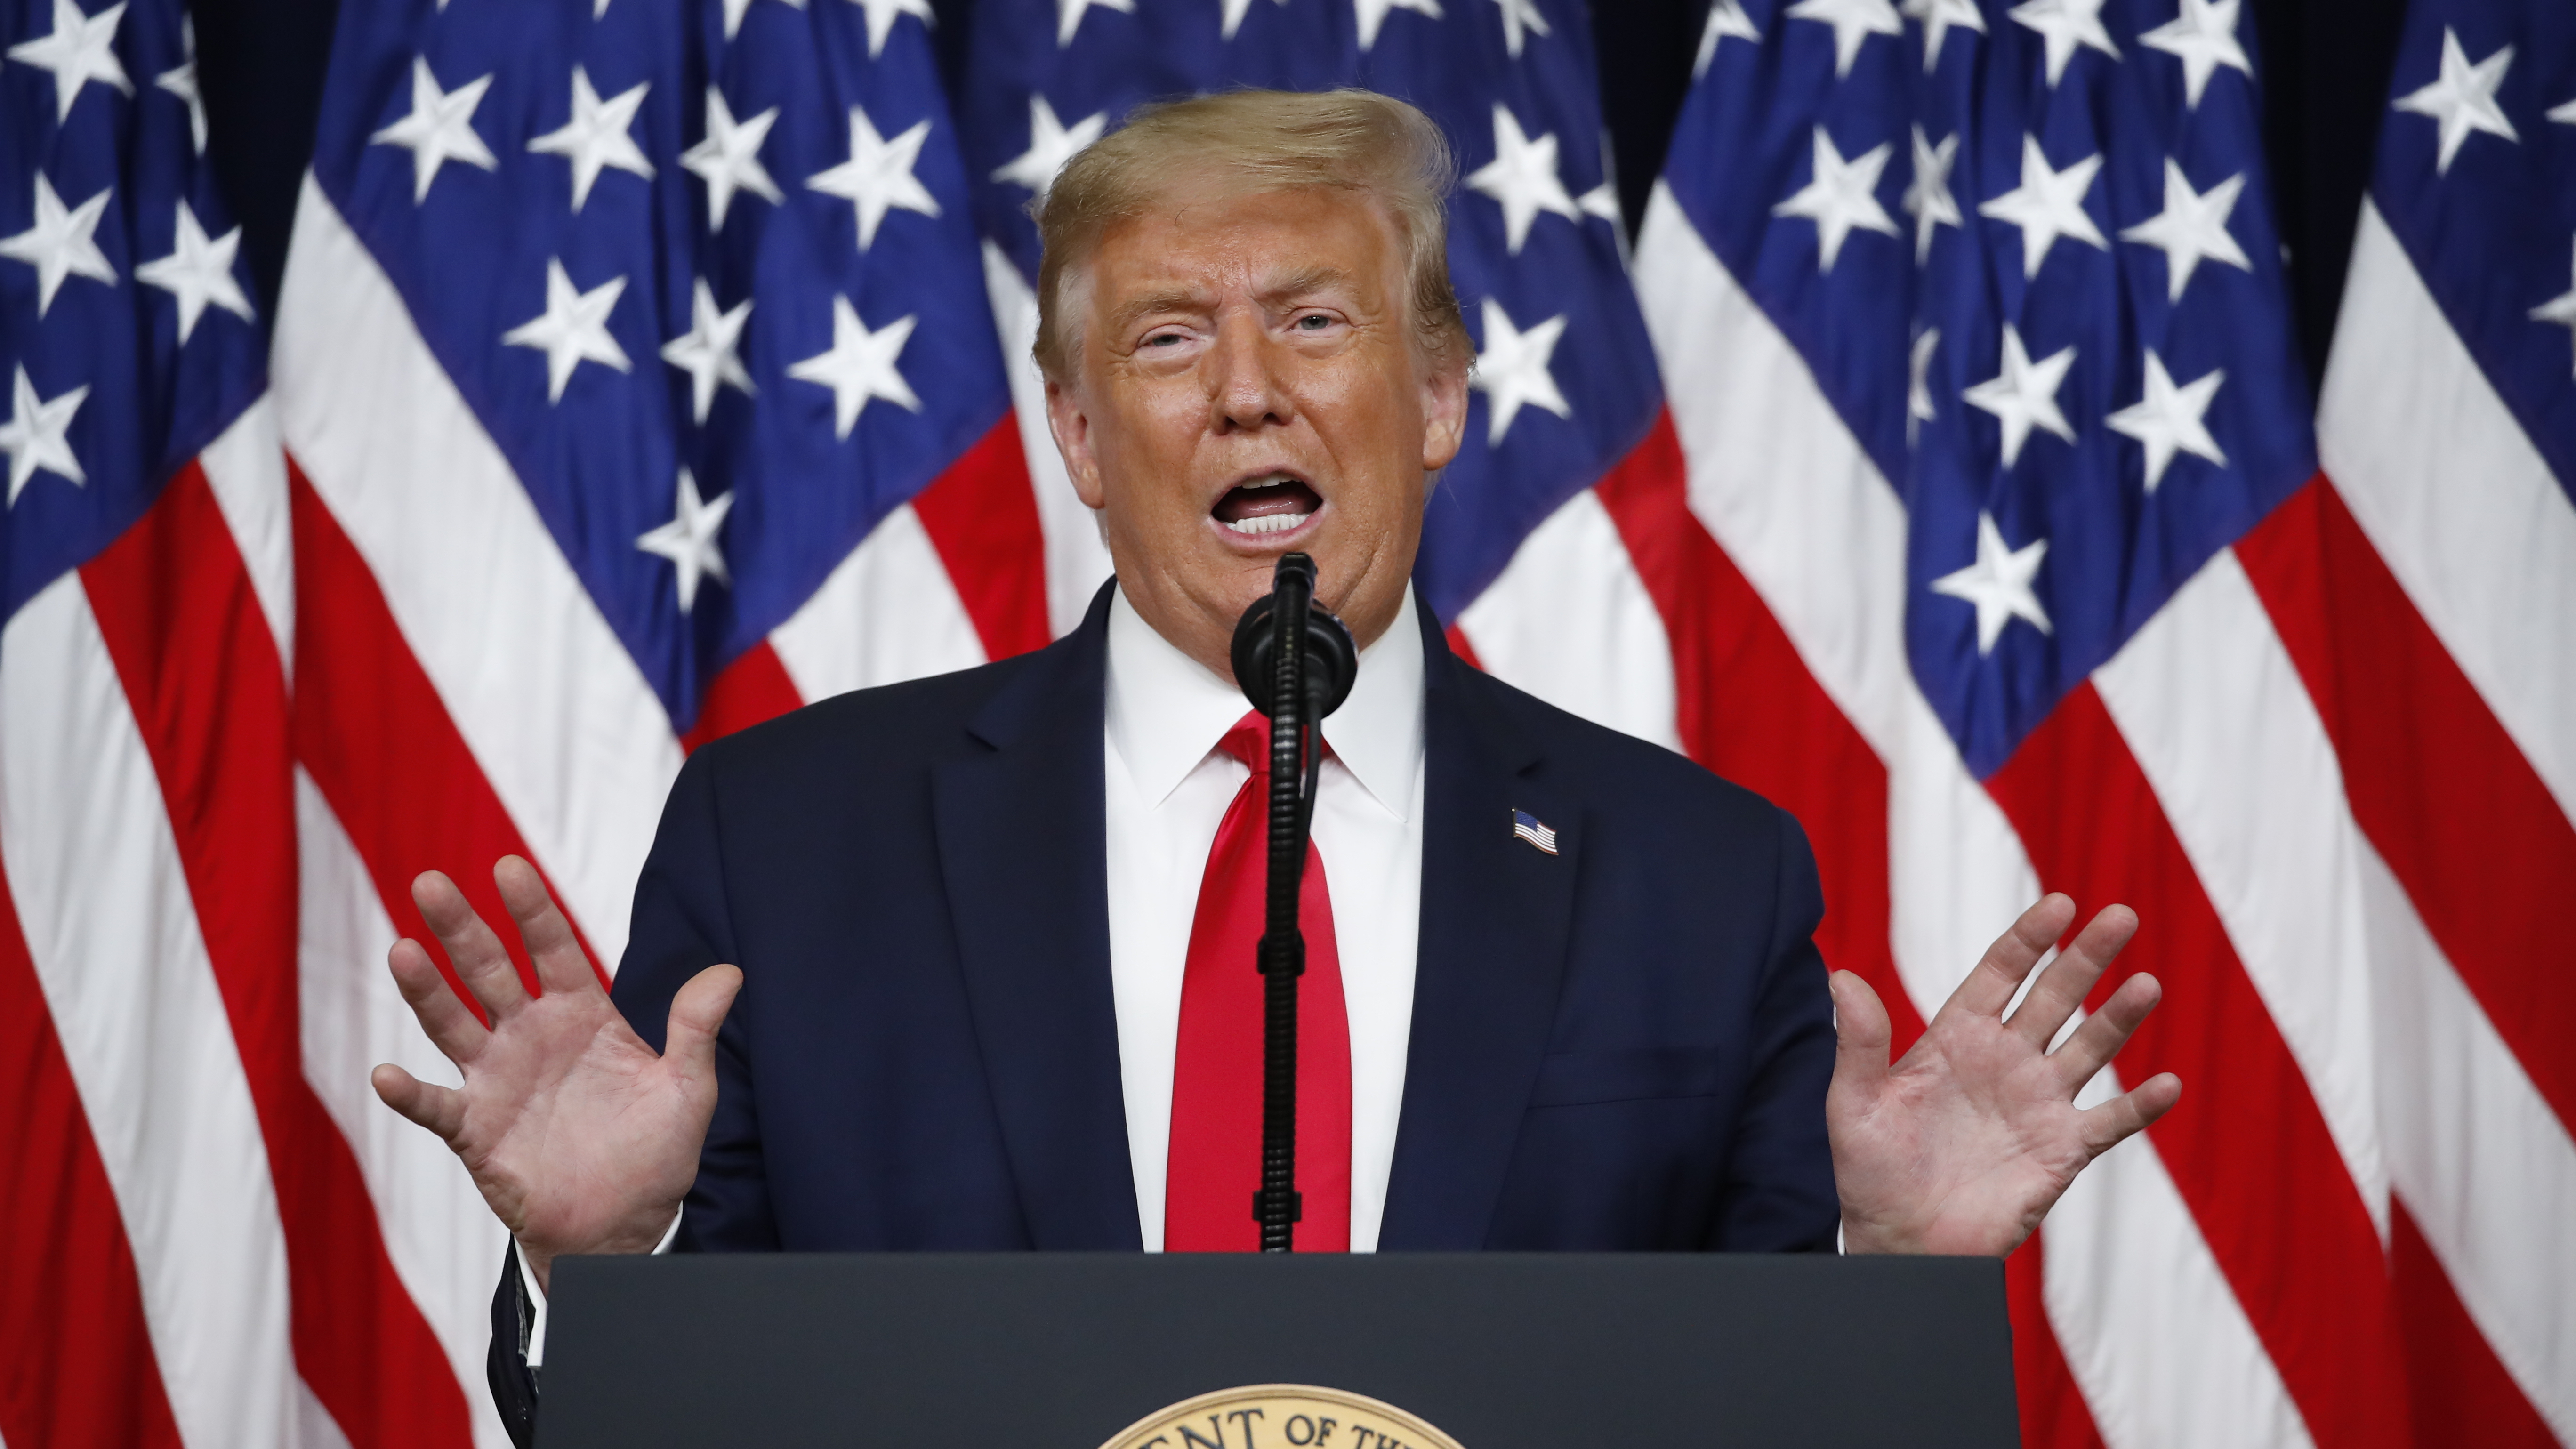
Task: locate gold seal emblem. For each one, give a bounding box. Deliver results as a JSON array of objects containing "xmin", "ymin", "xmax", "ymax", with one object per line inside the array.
[{"xmin": 1097, "ymin": 1384, "xmax": 1466, "ymax": 1449}]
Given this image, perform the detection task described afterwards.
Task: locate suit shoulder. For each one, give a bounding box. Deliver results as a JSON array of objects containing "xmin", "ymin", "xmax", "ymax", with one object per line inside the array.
[
  {"xmin": 1460, "ymin": 666, "xmax": 1794, "ymax": 840},
  {"xmin": 686, "ymin": 649, "xmax": 1045, "ymax": 784}
]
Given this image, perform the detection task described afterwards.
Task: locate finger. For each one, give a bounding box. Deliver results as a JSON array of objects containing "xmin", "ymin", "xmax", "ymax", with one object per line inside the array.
[
  {"xmin": 2051, "ymin": 971, "xmax": 2163, "ymax": 1092},
  {"xmin": 492, "ymin": 855, "xmax": 601, "ymax": 999},
  {"xmin": 2076, "ymin": 1071, "xmax": 2182, "ymax": 1159},
  {"xmin": 2010, "ymin": 904, "xmax": 2140, "ymax": 1048},
  {"xmin": 412, "ymin": 869, "xmax": 530, "ymax": 1021},
  {"xmin": 662, "ymin": 964, "xmax": 744, "ymax": 1091},
  {"xmin": 387, "ymin": 935, "xmax": 490, "ymax": 1064},
  {"xmin": 370, "ymin": 1063, "xmax": 466, "ymax": 1143},
  {"xmin": 1826, "ymin": 970, "xmax": 1892, "ymax": 1106},
  {"xmin": 1943, "ymin": 894, "xmax": 2076, "ymax": 1020}
]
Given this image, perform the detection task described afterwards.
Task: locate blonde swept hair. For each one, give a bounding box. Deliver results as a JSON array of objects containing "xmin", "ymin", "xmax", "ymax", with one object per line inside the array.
[{"xmin": 1030, "ymin": 88, "xmax": 1471, "ymax": 382}]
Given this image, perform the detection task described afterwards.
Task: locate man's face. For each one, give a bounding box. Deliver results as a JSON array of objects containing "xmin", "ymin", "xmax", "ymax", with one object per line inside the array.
[{"xmin": 1044, "ymin": 184, "xmax": 1469, "ymax": 679}]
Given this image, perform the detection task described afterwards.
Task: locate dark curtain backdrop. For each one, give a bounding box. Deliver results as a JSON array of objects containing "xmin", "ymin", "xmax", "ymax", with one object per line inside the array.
[{"xmin": 187, "ymin": 0, "xmax": 2407, "ymax": 391}]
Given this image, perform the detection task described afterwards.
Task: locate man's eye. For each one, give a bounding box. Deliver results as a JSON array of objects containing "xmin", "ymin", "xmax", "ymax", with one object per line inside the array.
[
  {"xmin": 1295, "ymin": 314, "xmax": 1332, "ymax": 330},
  {"xmin": 1146, "ymin": 332, "xmax": 1183, "ymax": 348}
]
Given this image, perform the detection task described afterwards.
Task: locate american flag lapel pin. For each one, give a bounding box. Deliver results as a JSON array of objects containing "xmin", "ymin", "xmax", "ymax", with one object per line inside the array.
[{"xmin": 1512, "ymin": 809, "xmax": 1559, "ymax": 855}]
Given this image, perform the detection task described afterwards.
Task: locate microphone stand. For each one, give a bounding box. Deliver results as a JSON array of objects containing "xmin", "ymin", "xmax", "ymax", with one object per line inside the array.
[
  {"xmin": 1254, "ymin": 557, "xmax": 1316, "ymax": 1253},
  {"xmin": 1231, "ymin": 553, "xmax": 1352, "ymax": 1252}
]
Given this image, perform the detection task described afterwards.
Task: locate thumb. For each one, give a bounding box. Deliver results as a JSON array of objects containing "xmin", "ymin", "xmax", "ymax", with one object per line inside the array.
[
  {"xmin": 663, "ymin": 964, "xmax": 743, "ymax": 1089},
  {"xmin": 370, "ymin": 1063, "xmax": 463, "ymax": 1142},
  {"xmin": 1827, "ymin": 969, "xmax": 1892, "ymax": 1106}
]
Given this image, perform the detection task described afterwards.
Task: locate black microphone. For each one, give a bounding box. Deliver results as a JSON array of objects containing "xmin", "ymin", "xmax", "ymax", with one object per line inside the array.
[
  {"xmin": 1227, "ymin": 553, "xmax": 1356, "ymax": 1252},
  {"xmin": 1229, "ymin": 555, "xmax": 1358, "ymax": 723}
]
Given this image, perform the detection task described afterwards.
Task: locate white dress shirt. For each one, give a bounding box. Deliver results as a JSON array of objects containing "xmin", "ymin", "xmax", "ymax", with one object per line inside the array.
[
  {"xmin": 526, "ymin": 586, "xmax": 1428, "ymax": 1360},
  {"xmin": 1103, "ymin": 585, "xmax": 1424, "ymax": 1253}
]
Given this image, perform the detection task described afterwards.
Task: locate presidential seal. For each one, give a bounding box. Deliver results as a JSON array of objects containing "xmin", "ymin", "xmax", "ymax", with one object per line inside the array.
[{"xmin": 1096, "ymin": 1385, "xmax": 1465, "ymax": 1449}]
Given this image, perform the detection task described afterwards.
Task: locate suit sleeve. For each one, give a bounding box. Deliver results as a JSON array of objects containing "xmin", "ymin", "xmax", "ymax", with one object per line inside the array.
[
  {"xmin": 483, "ymin": 749, "xmax": 785, "ymax": 1430},
  {"xmin": 485, "ymin": 1239, "xmax": 538, "ymax": 1448},
  {"xmin": 609, "ymin": 742, "xmax": 779, "ymax": 1253},
  {"xmin": 1709, "ymin": 806, "xmax": 1840, "ymax": 1252}
]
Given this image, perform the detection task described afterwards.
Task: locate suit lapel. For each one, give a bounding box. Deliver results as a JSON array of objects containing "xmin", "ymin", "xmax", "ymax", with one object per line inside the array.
[
  {"xmin": 932, "ymin": 582, "xmax": 1142, "ymax": 1250},
  {"xmin": 1377, "ymin": 608, "xmax": 1579, "ymax": 1249}
]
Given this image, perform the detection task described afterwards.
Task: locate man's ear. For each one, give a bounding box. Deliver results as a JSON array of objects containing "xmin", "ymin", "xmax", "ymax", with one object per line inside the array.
[
  {"xmin": 1045, "ymin": 376, "xmax": 1108, "ymax": 511},
  {"xmin": 1419, "ymin": 354, "xmax": 1469, "ymax": 474}
]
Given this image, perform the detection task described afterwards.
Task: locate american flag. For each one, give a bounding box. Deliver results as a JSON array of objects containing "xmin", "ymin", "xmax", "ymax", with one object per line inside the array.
[
  {"xmin": 1, "ymin": 0, "xmax": 328, "ymax": 1441},
  {"xmin": 1640, "ymin": 0, "xmax": 2574, "ymax": 1446},
  {"xmin": 1512, "ymin": 808, "xmax": 1559, "ymax": 853},
  {"xmin": 4, "ymin": 0, "xmax": 2569, "ymax": 1442},
  {"xmin": 270, "ymin": 0, "xmax": 1045, "ymax": 1441}
]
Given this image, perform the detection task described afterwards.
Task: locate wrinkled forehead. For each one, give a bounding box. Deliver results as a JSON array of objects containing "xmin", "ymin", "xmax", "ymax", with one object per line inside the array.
[{"xmin": 1070, "ymin": 183, "xmax": 1409, "ymax": 319}]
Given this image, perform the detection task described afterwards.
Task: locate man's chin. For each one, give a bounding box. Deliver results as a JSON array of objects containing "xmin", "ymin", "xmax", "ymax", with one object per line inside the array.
[{"xmin": 1202, "ymin": 558, "xmax": 1291, "ymax": 625}]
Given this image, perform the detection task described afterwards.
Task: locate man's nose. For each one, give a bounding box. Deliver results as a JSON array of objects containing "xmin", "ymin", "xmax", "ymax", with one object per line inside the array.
[{"xmin": 1208, "ymin": 317, "xmax": 1294, "ymax": 433}]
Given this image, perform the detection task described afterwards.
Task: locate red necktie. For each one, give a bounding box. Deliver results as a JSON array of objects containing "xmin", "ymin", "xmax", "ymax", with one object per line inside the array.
[{"xmin": 1163, "ymin": 711, "xmax": 1352, "ymax": 1251}]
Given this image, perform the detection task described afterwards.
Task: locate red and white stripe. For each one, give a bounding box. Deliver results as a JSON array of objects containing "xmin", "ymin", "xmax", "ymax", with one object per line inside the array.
[
  {"xmin": 985, "ymin": 245, "xmax": 1119, "ymax": 637},
  {"xmin": 237, "ymin": 172, "xmax": 1066, "ymax": 1444},
  {"xmin": 3, "ymin": 523, "xmax": 294, "ymax": 1449},
  {"xmin": 2253, "ymin": 198, "xmax": 2576, "ymax": 1445},
  {"xmin": 1606, "ymin": 158, "xmax": 2575, "ymax": 1449},
  {"xmin": 0, "ymin": 381, "xmax": 480, "ymax": 1448},
  {"xmin": 35, "ymin": 110, "xmax": 2558, "ymax": 1449}
]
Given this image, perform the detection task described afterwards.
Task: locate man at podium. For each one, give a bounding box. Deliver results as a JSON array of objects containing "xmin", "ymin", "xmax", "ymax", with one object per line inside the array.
[{"xmin": 364, "ymin": 89, "xmax": 2180, "ymax": 1442}]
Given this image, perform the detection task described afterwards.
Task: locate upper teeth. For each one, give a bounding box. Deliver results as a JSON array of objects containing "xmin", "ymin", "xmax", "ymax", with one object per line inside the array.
[
  {"xmin": 1225, "ymin": 511, "xmax": 1310, "ymax": 535},
  {"xmin": 1242, "ymin": 473, "xmax": 1293, "ymax": 489}
]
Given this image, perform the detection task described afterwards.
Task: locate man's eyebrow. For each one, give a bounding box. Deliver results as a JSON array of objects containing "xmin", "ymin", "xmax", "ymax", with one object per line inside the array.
[
  {"xmin": 1107, "ymin": 288, "xmax": 1212, "ymax": 334},
  {"xmin": 1103, "ymin": 267, "xmax": 1361, "ymax": 335},
  {"xmin": 1257, "ymin": 265, "xmax": 1358, "ymax": 305}
]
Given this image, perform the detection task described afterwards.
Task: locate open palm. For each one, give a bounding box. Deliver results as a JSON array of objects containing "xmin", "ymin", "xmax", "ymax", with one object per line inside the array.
[
  {"xmin": 370, "ymin": 857, "xmax": 740, "ymax": 1290},
  {"xmin": 1829, "ymin": 895, "xmax": 2183, "ymax": 1257}
]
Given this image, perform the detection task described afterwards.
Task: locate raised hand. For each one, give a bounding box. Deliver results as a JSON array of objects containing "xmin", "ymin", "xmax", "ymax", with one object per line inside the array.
[
  {"xmin": 369, "ymin": 856, "xmax": 741, "ymax": 1292},
  {"xmin": 1827, "ymin": 895, "xmax": 2182, "ymax": 1257}
]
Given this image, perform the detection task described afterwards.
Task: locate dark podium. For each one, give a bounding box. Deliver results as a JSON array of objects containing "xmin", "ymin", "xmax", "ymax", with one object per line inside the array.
[{"xmin": 537, "ymin": 1253, "xmax": 2019, "ymax": 1447}]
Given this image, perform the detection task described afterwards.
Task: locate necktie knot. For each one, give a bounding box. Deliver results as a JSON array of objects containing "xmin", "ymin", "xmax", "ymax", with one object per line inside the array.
[
  {"xmin": 1216, "ymin": 711, "xmax": 1267, "ymax": 771},
  {"xmin": 1216, "ymin": 710, "xmax": 1331, "ymax": 773}
]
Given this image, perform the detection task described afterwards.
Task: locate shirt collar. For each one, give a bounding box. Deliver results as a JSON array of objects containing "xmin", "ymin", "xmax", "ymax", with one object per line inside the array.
[{"xmin": 1105, "ymin": 581, "xmax": 1426, "ymax": 820}]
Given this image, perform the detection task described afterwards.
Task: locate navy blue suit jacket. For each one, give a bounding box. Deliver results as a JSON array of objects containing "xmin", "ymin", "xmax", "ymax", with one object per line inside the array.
[{"xmin": 488, "ymin": 584, "xmax": 1836, "ymax": 1439}]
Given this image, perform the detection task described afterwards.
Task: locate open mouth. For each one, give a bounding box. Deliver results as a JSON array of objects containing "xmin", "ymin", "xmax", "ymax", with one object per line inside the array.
[{"xmin": 1212, "ymin": 472, "xmax": 1322, "ymax": 538}]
